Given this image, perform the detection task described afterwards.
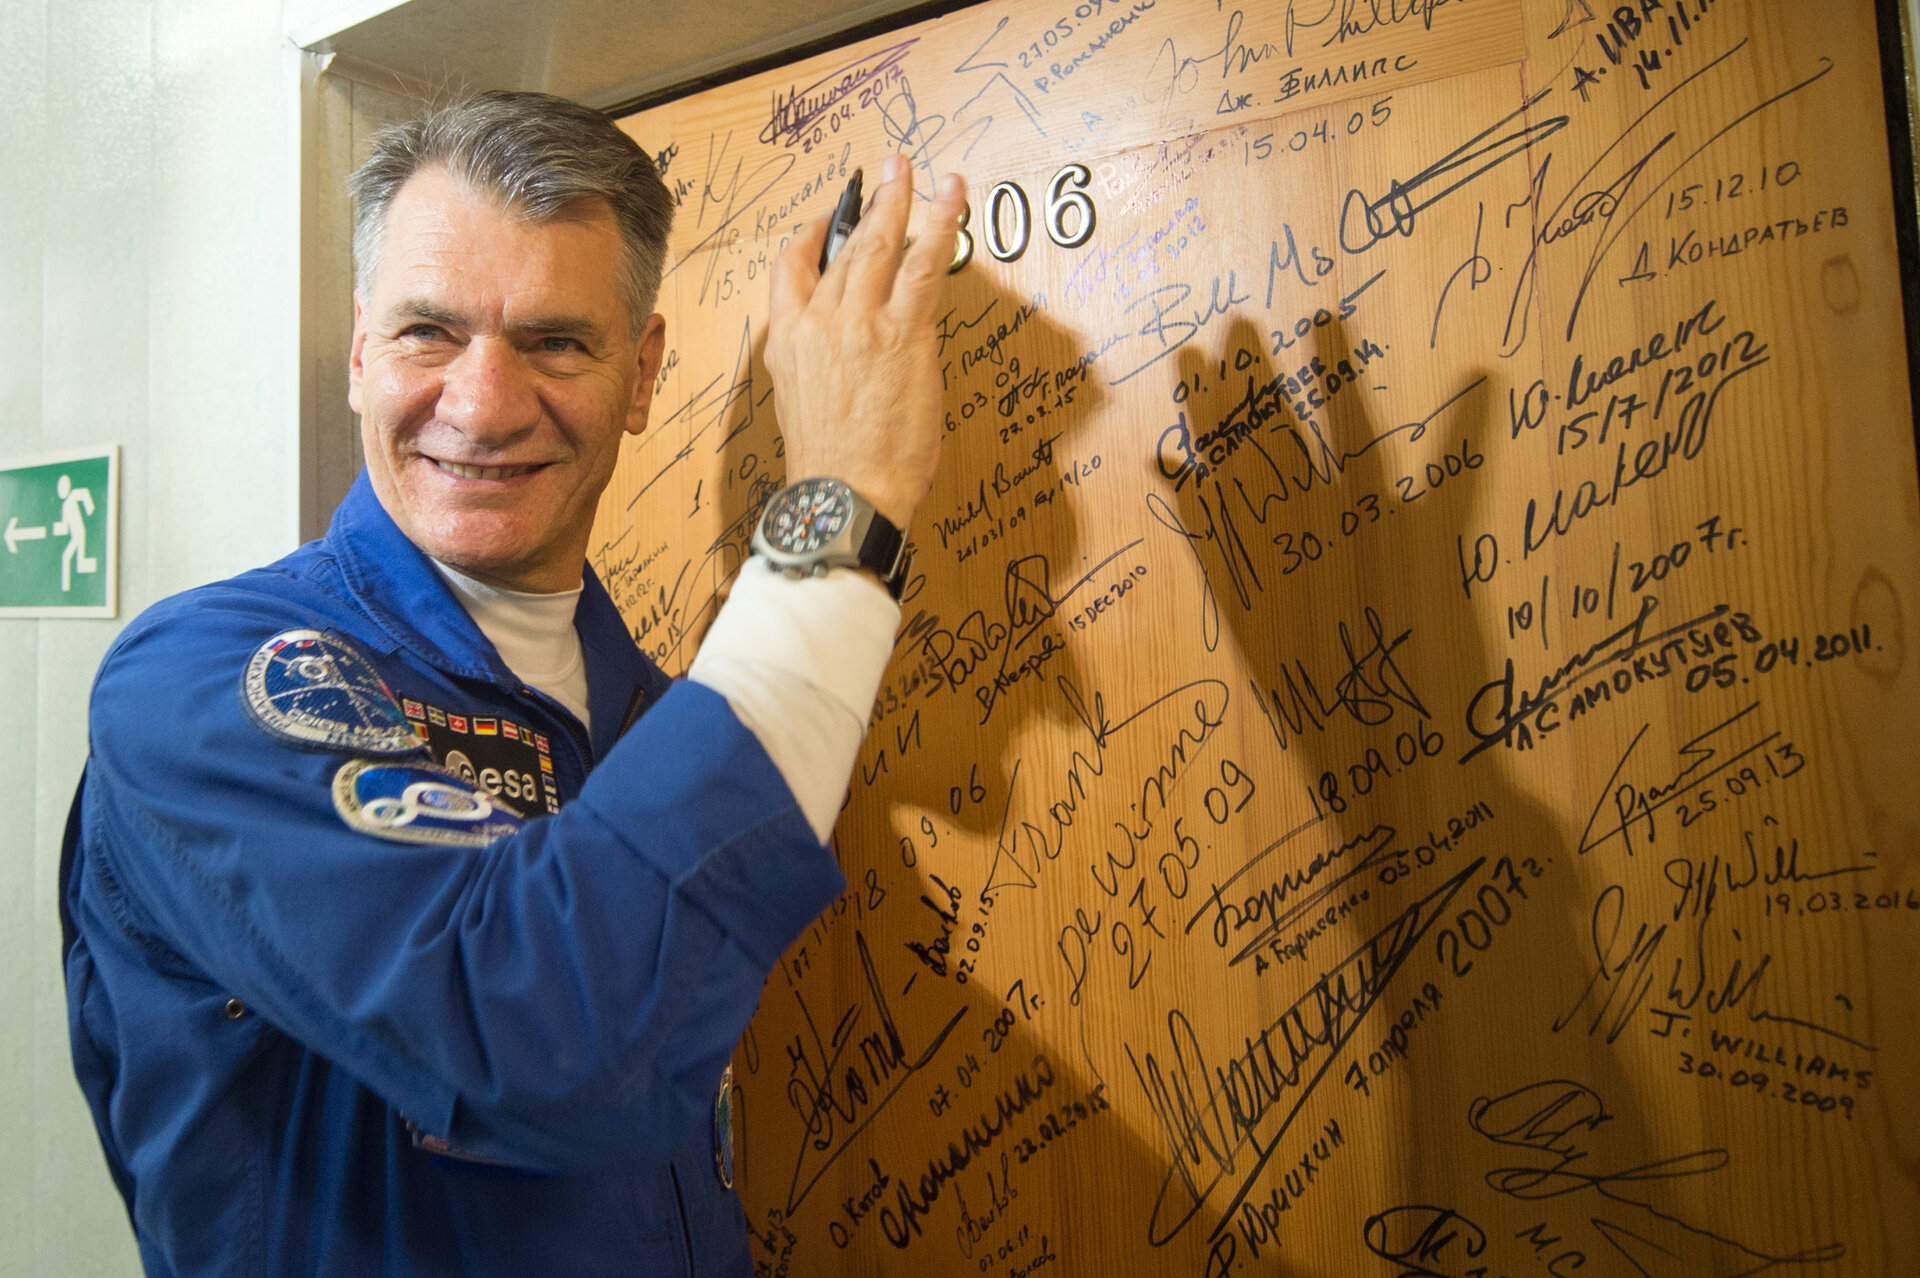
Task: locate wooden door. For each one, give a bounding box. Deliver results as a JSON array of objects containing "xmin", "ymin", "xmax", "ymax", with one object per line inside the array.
[{"xmin": 604, "ymin": 2, "xmax": 1920, "ymax": 1272}]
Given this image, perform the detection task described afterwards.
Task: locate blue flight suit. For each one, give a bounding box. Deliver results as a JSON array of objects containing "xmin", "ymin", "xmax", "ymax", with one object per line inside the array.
[{"xmin": 60, "ymin": 471, "xmax": 844, "ymax": 1276}]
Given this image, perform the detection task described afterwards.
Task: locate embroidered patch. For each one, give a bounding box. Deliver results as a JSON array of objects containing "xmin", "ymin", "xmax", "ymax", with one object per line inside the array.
[
  {"xmin": 242, "ymin": 629, "xmax": 421, "ymax": 756},
  {"xmin": 397, "ymin": 694, "xmax": 563, "ymax": 814},
  {"xmin": 331, "ymin": 758, "xmax": 525, "ymax": 847}
]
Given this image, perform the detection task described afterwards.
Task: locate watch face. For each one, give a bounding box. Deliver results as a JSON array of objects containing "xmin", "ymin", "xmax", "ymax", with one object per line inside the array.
[{"xmin": 765, "ymin": 478, "xmax": 854, "ymax": 553}]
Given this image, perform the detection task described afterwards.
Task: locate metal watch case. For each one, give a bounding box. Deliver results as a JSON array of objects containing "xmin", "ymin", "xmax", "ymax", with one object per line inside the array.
[{"xmin": 751, "ymin": 476, "xmax": 911, "ymax": 598}]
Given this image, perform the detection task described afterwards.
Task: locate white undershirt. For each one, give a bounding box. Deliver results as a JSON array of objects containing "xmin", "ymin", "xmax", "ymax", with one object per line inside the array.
[
  {"xmin": 432, "ymin": 562, "xmax": 593, "ymax": 730},
  {"xmin": 431, "ymin": 557, "xmax": 899, "ymax": 843}
]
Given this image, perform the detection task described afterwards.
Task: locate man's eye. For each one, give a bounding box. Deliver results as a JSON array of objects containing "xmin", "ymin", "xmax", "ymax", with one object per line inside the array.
[
  {"xmin": 401, "ymin": 324, "xmax": 446, "ymax": 341},
  {"xmin": 540, "ymin": 336, "xmax": 583, "ymax": 354}
]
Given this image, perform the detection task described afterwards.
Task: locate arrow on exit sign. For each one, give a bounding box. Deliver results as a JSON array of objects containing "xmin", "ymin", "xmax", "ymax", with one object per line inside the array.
[{"xmin": 5, "ymin": 517, "xmax": 48, "ymax": 552}]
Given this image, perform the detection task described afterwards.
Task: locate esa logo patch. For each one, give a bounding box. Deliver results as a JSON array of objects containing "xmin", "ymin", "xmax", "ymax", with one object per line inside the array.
[
  {"xmin": 331, "ymin": 758, "xmax": 525, "ymax": 847},
  {"xmin": 243, "ymin": 629, "xmax": 422, "ymax": 756},
  {"xmin": 397, "ymin": 697, "xmax": 562, "ymax": 814},
  {"xmin": 442, "ymin": 750, "xmax": 543, "ymax": 810}
]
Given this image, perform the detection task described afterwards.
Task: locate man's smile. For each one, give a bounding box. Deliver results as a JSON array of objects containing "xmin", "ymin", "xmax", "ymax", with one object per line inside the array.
[{"xmin": 429, "ymin": 458, "xmax": 547, "ymax": 481}]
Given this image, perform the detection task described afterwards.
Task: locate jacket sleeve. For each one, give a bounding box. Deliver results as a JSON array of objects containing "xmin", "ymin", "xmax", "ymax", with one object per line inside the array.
[{"xmin": 81, "ymin": 586, "xmax": 846, "ymax": 1173}]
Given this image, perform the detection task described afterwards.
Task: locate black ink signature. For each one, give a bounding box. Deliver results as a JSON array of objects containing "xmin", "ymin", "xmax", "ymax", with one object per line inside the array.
[
  {"xmin": 948, "ymin": 16, "xmax": 1050, "ymax": 145},
  {"xmin": 1499, "ymin": 41, "xmax": 1833, "ymax": 349},
  {"xmin": 1282, "ymin": 375, "xmax": 1484, "ymax": 494},
  {"xmin": 626, "ymin": 317, "xmax": 773, "ymax": 511},
  {"xmin": 1146, "ymin": 379, "xmax": 1481, "ymax": 639},
  {"xmin": 1555, "ymin": 879, "xmax": 1878, "ymax": 1052},
  {"xmin": 1128, "ymin": 857, "xmax": 1480, "ymax": 1244},
  {"xmin": 935, "ymin": 296, "xmax": 1003, "ymax": 360},
  {"xmin": 669, "ymin": 129, "xmax": 797, "ymax": 302},
  {"xmin": 1547, "ymin": 0, "xmax": 1595, "ymax": 40},
  {"xmin": 1108, "ymin": 271, "xmax": 1251, "ymax": 386},
  {"xmin": 1460, "ymin": 596, "xmax": 1724, "ymax": 764},
  {"xmin": 1578, "ymin": 702, "xmax": 1781, "ymax": 855},
  {"xmin": 1469, "ymin": 1079, "xmax": 1844, "ymax": 1273},
  {"xmin": 1361, "ymin": 1205, "xmax": 1492, "ymax": 1278},
  {"xmin": 782, "ymin": 931, "xmax": 967, "ymax": 1214},
  {"xmin": 1249, "ymin": 606, "xmax": 1429, "ymax": 754},
  {"xmin": 1552, "ymin": 883, "xmax": 1670, "ymax": 1044},
  {"xmin": 921, "ymin": 539, "xmax": 1145, "ymax": 724},
  {"xmin": 1663, "ymin": 823, "xmax": 1873, "ymax": 924},
  {"xmin": 1144, "ymin": 490, "xmax": 1223, "ymax": 652},
  {"xmin": 759, "ymin": 40, "xmax": 916, "ymax": 149},
  {"xmin": 1340, "ymin": 87, "xmax": 1568, "ymax": 254},
  {"xmin": 1190, "ymin": 823, "xmax": 1396, "ymax": 966},
  {"xmin": 1283, "ymin": 0, "xmax": 1465, "ymax": 56},
  {"xmin": 875, "ymin": 71, "xmax": 1007, "ymax": 198},
  {"xmin": 1429, "ymin": 201, "xmax": 1491, "ymax": 348},
  {"xmin": 981, "ymin": 668, "xmax": 1231, "ymax": 898},
  {"xmin": 1149, "ymin": 8, "xmax": 1280, "ymax": 108},
  {"xmin": 880, "ymin": 1056, "xmax": 1055, "ymax": 1248}
]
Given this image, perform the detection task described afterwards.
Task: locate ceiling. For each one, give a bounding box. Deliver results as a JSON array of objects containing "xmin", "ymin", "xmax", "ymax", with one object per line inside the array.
[{"xmin": 287, "ymin": 0, "xmax": 949, "ymax": 114}]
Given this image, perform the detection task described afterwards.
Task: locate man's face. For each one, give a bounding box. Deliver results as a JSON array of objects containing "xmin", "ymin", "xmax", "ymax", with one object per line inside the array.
[{"xmin": 349, "ymin": 166, "xmax": 665, "ymax": 592}]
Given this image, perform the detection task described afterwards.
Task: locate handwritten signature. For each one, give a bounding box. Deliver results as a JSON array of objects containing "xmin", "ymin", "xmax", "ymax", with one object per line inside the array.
[
  {"xmin": 920, "ymin": 540, "xmax": 1143, "ymax": 724},
  {"xmin": 1578, "ymin": 702, "xmax": 1784, "ymax": 856},
  {"xmin": 1499, "ymin": 41, "xmax": 1833, "ymax": 349},
  {"xmin": 782, "ymin": 931, "xmax": 967, "ymax": 1214},
  {"xmin": 1128, "ymin": 857, "xmax": 1480, "ymax": 1245},
  {"xmin": 1339, "ymin": 87, "xmax": 1567, "ymax": 254},
  {"xmin": 759, "ymin": 40, "xmax": 916, "ymax": 149},
  {"xmin": 1468, "ymin": 1079, "xmax": 1845, "ymax": 1273}
]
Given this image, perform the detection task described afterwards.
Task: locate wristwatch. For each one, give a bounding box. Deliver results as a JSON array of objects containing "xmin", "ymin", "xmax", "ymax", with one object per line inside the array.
[{"xmin": 752, "ymin": 476, "xmax": 913, "ymax": 600}]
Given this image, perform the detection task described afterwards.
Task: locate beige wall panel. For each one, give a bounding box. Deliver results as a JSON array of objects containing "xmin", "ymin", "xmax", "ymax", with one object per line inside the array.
[{"xmin": 607, "ymin": 0, "xmax": 1920, "ymax": 1273}]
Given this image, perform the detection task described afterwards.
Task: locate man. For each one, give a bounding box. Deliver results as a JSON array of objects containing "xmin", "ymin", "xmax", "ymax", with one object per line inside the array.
[{"xmin": 61, "ymin": 91, "xmax": 965, "ymax": 1275}]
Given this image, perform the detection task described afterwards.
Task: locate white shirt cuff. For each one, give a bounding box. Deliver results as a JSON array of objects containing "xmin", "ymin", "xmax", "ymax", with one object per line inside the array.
[{"xmin": 686, "ymin": 560, "xmax": 900, "ymax": 841}]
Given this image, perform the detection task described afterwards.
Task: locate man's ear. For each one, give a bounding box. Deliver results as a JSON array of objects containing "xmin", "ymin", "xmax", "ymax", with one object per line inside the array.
[
  {"xmin": 624, "ymin": 313, "xmax": 669, "ymax": 438},
  {"xmin": 348, "ymin": 291, "xmax": 367, "ymax": 415}
]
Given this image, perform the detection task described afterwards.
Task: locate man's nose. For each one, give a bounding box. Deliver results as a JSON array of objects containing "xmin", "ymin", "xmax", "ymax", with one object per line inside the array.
[{"xmin": 436, "ymin": 337, "xmax": 539, "ymax": 442}]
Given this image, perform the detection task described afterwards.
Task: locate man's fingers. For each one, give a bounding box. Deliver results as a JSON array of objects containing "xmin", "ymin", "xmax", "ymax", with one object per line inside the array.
[
  {"xmin": 890, "ymin": 172, "xmax": 968, "ymax": 322},
  {"xmin": 771, "ymin": 214, "xmax": 832, "ymax": 324},
  {"xmin": 841, "ymin": 154, "xmax": 915, "ymax": 308}
]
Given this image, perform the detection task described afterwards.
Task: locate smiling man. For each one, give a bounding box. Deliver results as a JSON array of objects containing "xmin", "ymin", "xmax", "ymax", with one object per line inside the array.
[
  {"xmin": 61, "ymin": 92, "xmax": 964, "ymax": 1276},
  {"xmin": 352, "ymin": 162, "xmax": 671, "ymax": 592}
]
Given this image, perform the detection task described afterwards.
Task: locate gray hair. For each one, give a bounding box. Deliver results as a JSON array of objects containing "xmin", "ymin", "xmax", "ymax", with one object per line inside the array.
[{"xmin": 347, "ymin": 90, "xmax": 675, "ymax": 331}]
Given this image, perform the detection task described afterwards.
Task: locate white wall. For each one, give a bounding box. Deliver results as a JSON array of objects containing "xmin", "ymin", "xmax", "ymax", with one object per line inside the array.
[{"xmin": 0, "ymin": 1, "xmax": 303, "ymax": 1271}]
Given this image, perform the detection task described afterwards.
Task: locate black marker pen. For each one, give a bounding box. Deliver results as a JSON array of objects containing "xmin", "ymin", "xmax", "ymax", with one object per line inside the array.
[{"xmin": 819, "ymin": 168, "xmax": 864, "ymax": 271}]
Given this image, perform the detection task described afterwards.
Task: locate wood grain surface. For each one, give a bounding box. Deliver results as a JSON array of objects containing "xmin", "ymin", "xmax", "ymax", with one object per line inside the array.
[{"xmin": 604, "ymin": 1, "xmax": 1920, "ymax": 1272}]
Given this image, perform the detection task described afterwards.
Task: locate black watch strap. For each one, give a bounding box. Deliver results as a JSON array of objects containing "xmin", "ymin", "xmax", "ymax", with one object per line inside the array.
[{"xmin": 858, "ymin": 512, "xmax": 911, "ymax": 600}]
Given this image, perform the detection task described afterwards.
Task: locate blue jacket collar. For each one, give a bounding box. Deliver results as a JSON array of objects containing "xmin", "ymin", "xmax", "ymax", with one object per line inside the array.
[
  {"xmin": 326, "ymin": 471, "xmax": 654, "ymax": 757},
  {"xmin": 327, "ymin": 470, "xmax": 504, "ymax": 682}
]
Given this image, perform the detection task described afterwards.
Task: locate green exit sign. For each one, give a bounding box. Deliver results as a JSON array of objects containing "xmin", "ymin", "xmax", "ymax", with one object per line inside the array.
[{"xmin": 0, "ymin": 447, "xmax": 118, "ymax": 617}]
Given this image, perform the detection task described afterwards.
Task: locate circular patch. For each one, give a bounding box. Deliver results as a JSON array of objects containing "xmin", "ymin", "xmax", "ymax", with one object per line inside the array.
[
  {"xmin": 243, "ymin": 628, "xmax": 421, "ymax": 755},
  {"xmin": 332, "ymin": 758, "xmax": 526, "ymax": 847}
]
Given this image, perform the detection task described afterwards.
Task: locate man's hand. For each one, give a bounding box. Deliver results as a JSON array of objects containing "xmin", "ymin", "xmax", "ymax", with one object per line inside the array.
[{"xmin": 766, "ymin": 154, "xmax": 968, "ymax": 531}]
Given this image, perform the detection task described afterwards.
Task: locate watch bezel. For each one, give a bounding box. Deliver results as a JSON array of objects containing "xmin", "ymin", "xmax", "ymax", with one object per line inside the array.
[
  {"xmin": 758, "ymin": 476, "xmax": 860, "ymax": 559},
  {"xmin": 752, "ymin": 477, "xmax": 910, "ymax": 597}
]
